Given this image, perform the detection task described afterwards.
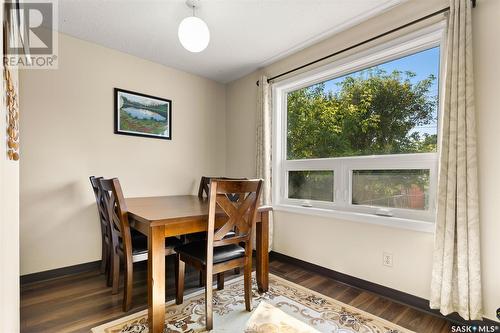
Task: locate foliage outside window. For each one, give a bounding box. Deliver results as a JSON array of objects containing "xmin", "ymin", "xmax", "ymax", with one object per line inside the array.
[
  {"xmin": 351, "ymin": 169, "xmax": 430, "ymax": 210},
  {"xmin": 287, "ymin": 48, "xmax": 438, "ymax": 160},
  {"xmin": 288, "ymin": 170, "xmax": 334, "ymax": 202}
]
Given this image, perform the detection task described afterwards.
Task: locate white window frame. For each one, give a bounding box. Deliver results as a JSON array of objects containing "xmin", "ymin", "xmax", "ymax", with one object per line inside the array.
[{"xmin": 272, "ymin": 22, "xmax": 446, "ymax": 233}]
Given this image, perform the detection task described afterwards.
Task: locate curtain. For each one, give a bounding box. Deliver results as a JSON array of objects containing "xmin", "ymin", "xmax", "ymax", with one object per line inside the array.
[
  {"xmin": 6, "ymin": 1, "xmax": 31, "ymax": 63},
  {"xmin": 256, "ymin": 75, "xmax": 273, "ymax": 251},
  {"xmin": 4, "ymin": 1, "xmax": 22, "ymax": 161},
  {"xmin": 430, "ymin": 0, "xmax": 482, "ymax": 320}
]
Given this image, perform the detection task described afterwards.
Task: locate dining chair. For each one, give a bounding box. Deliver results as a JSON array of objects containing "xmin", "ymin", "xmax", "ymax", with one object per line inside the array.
[
  {"xmin": 198, "ymin": 176, "xmax": 247, "ymax": 200},
  {"xmin": 188, "ymin": 176, "xmax": 246, "ymax": 243},
  {"xmin": 191, "ymin": 176, "xmax": 248, "ymax": 282},
  {"xmin": 99, "ymin": 177, "xmax": 181, "ymax": 312},
  {"xmin": 175, "ymin": 179, "xmax": 263, "ymax": 330},
  {"xmin": 89, "ymin": 176, "xmax": 112, "ymax": 281}
]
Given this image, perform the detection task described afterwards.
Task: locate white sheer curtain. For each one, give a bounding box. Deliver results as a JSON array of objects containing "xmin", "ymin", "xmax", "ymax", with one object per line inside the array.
[
  {"xmin": 256, "ymin": 75, "xmax": 273, "ymax": 251},
  {"xmin": 430, "ymin": 0, "xmax": 482, "ymax": 320}
]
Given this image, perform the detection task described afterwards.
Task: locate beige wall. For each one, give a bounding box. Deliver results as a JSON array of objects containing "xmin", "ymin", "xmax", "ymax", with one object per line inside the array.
[
  {"xmin": 225, "ymin": 70, "xmax": 260, "ymax": 177},
  {"xmin": 19, "ymin": 33, "xmax": 226, "ymax": 275},
  {"xmin": 1, "ymin": 4, "xmax": 20, "ymax": 331},
  {"xmin": 472, "ymin": 0, "xmax": 500, "ymax": 322},
  {"xmin": 225, "ymin": 0, "xmax": 499, "ymax": 320},
  {"xmin": 0, "ymin": 75, "xmax": 20, "ymax": 333}
]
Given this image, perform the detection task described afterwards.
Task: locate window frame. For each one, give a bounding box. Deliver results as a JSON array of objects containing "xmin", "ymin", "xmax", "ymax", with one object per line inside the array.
[{"xmin": 272, "ymin": 22, "xmax": 446, "ymax": 232}]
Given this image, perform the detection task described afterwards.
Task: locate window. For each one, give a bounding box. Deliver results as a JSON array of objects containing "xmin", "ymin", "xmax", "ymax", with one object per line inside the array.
[
  {"xmin": 288, "ymin": 170, "xmax": 334, "ymax": 202},
  {"xmin": 273, "ymin": 24, "xmax": 444, "ymax": 229},
  {"xmin": 351, "ymin": 169, "xmax": 430, "ymax": 210}
]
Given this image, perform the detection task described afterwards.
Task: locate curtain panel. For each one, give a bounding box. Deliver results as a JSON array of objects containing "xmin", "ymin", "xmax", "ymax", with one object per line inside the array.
[
  {"xmin": 256, "ymin": 75, "xmax": 273, "ymax": 251},
  {"xmin": 4, "ymin": 1, "xmax": 22, "ymax": 161},
  {"xmin": 430, "ymin": 0, "xmax": 482, "ymax": 320}
]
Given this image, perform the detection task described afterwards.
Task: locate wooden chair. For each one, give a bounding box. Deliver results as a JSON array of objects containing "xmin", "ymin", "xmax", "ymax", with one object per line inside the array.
[
  {"xmin": 193, "ymin": 176, "xmax": 248, "ymax": 280},
  {"xmin": 99, "ymin": 177, "xmax": 181, "ymax": 312},
  {"xmin": 198, "ymin": 176, "xmax": 246, "ymax": 200},
  {"xmin": 197, "ymin": 176, "xmax": 248, "ymax": 244},
  {"xmin": 175, "ymin": 179, "xmax": 263, "ymax": 330},
  {"xmin": 89, "ymin": 176, "xmax": 112, "ymax": 283}
]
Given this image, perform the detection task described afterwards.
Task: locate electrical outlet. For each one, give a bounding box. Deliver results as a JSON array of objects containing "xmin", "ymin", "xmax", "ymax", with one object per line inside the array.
[{"xmin": 383, "ymin": 252, "xmax": 393, "ymax": 267}]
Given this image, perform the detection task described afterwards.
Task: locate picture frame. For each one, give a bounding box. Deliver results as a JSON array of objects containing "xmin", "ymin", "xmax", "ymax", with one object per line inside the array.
[{"xmin": 114, "ymin": 88, "xmax": 172, "ymax": 140}]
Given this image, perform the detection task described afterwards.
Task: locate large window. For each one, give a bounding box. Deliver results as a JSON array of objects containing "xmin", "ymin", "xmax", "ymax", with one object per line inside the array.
[{"xmin": 273, "ymin": 25, "xmax": 444, "ymax": 229}]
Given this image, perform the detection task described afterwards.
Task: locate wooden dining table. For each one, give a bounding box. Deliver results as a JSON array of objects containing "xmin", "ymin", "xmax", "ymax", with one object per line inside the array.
[{"xmin": 126, "ymin": 195, "xmax": 272, "ymax": 333}]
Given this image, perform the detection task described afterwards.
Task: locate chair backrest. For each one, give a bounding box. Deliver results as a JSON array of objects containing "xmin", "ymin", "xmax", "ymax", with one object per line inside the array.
[
  {"xmin": 89, "ymin": 176, "xmax": 109, "ymax": 238},
  {"xmin": 99, "ymin": 178, "xmax": 133, "ymax": 259},
  {"xmin": 206, "ymin": 179, "xmax": 263, "ymax": 258},
  {"xmin": 198, "ymin": 176, "xmax": 211, "ymax": 198},
  {"xmin": 198, "ymin": 176, "xmax": 247, "ymax": 201}
]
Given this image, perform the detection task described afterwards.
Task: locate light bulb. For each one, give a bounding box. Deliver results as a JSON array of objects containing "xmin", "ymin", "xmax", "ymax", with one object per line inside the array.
[{"xmin": 178, "ymin": 16, "xmax": 210, "ymax": 53}]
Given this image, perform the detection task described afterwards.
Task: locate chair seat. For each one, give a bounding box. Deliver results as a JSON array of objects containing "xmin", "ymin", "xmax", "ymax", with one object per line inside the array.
[
  {"xmin": 184, "ymin": 230, "xmax": 236, "ymax": 242},
  {"xmin": 119, "ymin": 234, "xmax": 182, "ymax": 255},
  {"xmin": 184, "ymin": 232, "xmax": 205, "ymax": 242},
  {"xmin": 131, "ymin": 229, "xmax": 145, "ymax": 239},
  {"xmin": 175, "ymin": 240, "xmax": 245, "ymax": 265}
]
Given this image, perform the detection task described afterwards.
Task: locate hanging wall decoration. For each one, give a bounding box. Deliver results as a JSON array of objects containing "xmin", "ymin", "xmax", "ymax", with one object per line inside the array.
[
  {"xmin": 5, "ymin": 68, "xmax": 19, "ymax": 161},
  {"xmin": 114, "ymin": 88, "xmax": 172, "ymax": 140}
]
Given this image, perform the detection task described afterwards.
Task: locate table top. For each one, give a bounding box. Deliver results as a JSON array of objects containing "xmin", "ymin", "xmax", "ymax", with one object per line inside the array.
[{"xmin": 126, "ymin": 195, "xmax": 271, "ymax": 226}]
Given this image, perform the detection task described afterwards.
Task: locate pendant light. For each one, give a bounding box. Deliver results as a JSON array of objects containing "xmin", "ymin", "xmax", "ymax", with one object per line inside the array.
[{"xmin": 178, "ymin": 0, "xmax": 210, "ymax": 53}]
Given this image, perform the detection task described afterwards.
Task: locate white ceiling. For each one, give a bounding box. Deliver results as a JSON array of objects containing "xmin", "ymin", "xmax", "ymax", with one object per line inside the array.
[{"xmin": 58, "ymin": 0, "xmax": 404, "ymax": 83}]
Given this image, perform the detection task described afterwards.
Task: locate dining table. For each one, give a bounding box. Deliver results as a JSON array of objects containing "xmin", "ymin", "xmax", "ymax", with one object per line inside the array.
[{"xmin": 126, "ymin": 194, "xmax": 272, "ymax": 333}]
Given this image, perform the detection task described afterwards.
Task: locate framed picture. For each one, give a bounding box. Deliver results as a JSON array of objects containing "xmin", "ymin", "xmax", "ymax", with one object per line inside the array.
[{"xmin": 114, "ymin": 88, "xmax": 172, "ymax": 140}]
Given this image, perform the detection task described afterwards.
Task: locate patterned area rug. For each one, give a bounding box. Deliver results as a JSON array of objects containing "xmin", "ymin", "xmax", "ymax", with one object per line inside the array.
[{"xmin": 91, "ymin": 274, "xmax": 414, "ymax": 333}]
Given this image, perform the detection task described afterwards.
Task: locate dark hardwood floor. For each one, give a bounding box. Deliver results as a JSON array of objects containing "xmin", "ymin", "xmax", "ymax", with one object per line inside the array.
[{"xmin": 21, "ymin": 256, "xmax": 452, "ymax": 333}]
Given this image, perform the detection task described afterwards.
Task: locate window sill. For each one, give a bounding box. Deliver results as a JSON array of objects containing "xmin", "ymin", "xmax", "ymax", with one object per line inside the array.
[{"xmin": 272, "ymin": 204, "xmax": 435, "ymax": 233}]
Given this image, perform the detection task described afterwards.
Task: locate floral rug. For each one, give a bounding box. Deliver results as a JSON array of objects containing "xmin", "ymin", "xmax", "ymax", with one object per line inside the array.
[{"xmin": 91, "ymin": 274, "xmax": 414, "ymax": 333}]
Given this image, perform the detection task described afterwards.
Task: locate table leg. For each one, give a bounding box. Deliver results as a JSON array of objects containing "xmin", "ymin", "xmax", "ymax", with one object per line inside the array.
[
  {"xmin": 148, "ymin": 225, "xmax": 165, "ymax": 333},
  {"xmin": 256, "ymin": 211, "xmax": 269, "ymax": 292}
]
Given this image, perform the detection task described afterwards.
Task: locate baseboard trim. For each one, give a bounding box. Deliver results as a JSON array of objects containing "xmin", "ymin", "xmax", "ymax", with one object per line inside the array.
[
  {"xmin": 20, "ymin": 260, "xmax": 102, "ymax": 285},
  {"xmin": 269, "ymin": 251, "xmax": 499, "ymax": 327}
]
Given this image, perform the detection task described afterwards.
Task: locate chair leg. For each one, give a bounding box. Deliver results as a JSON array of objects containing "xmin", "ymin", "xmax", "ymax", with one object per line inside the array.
[
  {"xmin": 199, "ymin": 271, "xmax": 205, "ymax": 287},
  {"xmin": 100, "ymin": 238, "xmax": 107, "ymax": 274},
  {"xmin": 205, "ymin": 268, "xmax": 213, "ymax": 331},
  {"xmin": 122, "ymin": 260, "xmax": 133, "ymax": 312},
  {"xmin": 175, "ymin": 254, "xmax": 185, "ymax": 305},
  {"xmin": 217, "ymin": 272, "xmax": 224, "ymax": 290},
  {"xmin": 234, "ymin": 267, "xmax": 240, "ymax": 275},
  {"xmin": 106, "ymin": 246, "xmax": 113, "ymax": 287},
  {"xmin": 110, "ymin": 252, "xmax": 120, "ymax": 295},
  {"xmin": 244, "ymin": 258, "xmax": 252, "ymax": 312}
]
